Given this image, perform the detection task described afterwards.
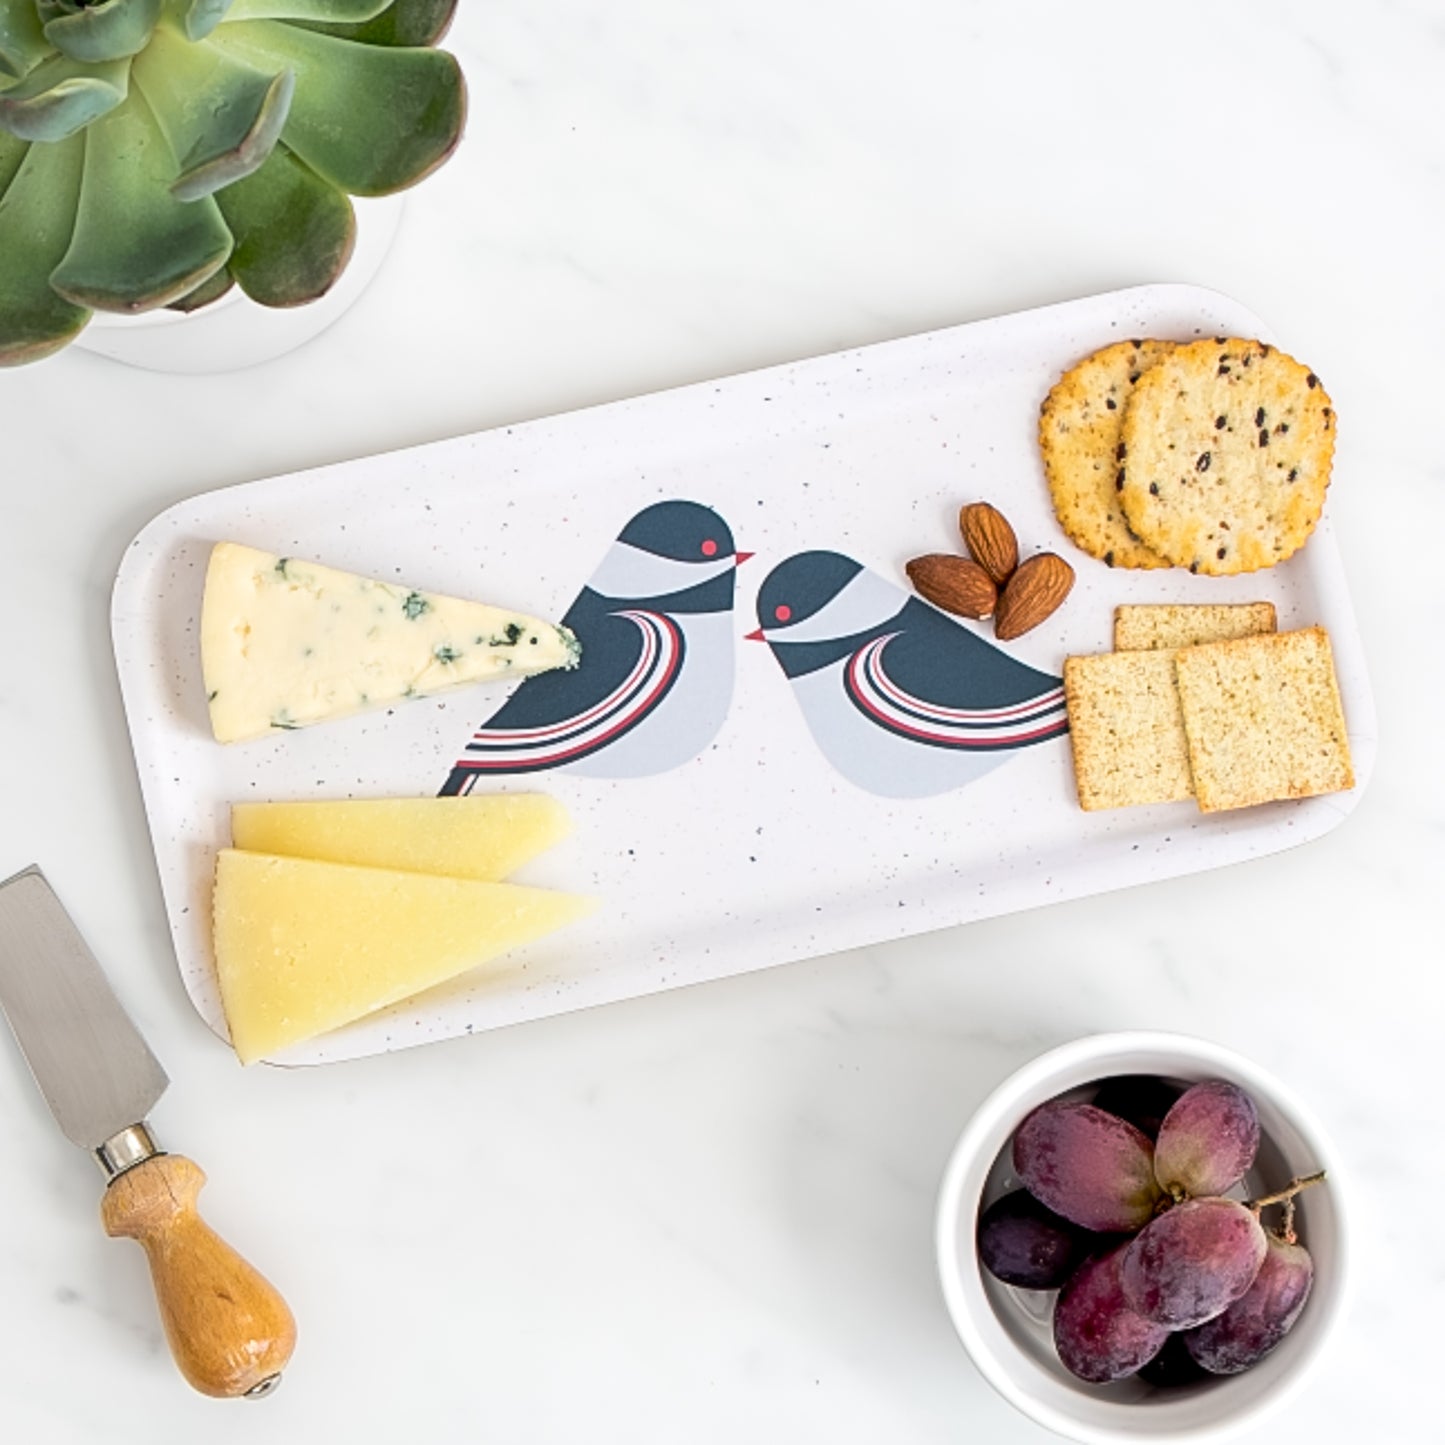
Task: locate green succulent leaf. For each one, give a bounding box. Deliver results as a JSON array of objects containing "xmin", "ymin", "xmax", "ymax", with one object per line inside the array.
[
  {"xmin": 51, "ymin": 89, "xmax": 233, "ymax": 311},
  {"xmin": 133, "ymin": 26, "xmax": 292, "ymax": 200},
  {"xmin": 226, "ymin": 0, "xmax": 389, "ymax": 20},
  {"xmin": 167, "ymin": 260, "xmax": 235, "ymax": 310},
  {"xmin": 0, "ymin": 0, "xmax": 54, "ymax": 80},
  {"xmin": 215, "ymin": 141, "xmax": 354, "ymax": 306},
  {"xmin": 0, "ymin": 51, "xmax": 129, "ymax": 141},
  {"xmin": 0, "ymin": 131, "xmax": 90, "ymax": 365},
  {"xmin": 0, "ymin": 126, "xmax": 26, "ymax": 193},
  {"xmin": 297, "ymin": 0, "xmax": 457, "ymax": 46},
  {"xmin": 160, "ymin": 0, "xmax": 235, "ymax": 42},
  {"xmin": 212, "ymin": 19, "xmax": 464, "ymax": 195},
  {"xmin": 44, "ymin": 0, "xmax": 162, "ymax": 64}
]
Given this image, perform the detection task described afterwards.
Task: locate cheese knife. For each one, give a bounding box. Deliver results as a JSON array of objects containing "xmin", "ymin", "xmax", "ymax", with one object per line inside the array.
[{"xmin": 0, "ymin": 865, "xmax": 295, "ymax": 1398}]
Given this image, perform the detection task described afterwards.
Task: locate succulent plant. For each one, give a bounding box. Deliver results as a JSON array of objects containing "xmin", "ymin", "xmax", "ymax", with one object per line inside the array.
[{"xmin": 0, "ymin": 0, "xmax": 465, "ymax": 365}]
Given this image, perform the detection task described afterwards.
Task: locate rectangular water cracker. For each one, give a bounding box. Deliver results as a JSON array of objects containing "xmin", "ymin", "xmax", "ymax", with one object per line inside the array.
[
  {"xmin": 1173, "ymin": 627, "xmax": 1353, "ymax": 813},
  {"xmin": 1114, "ymin": 602, "xmax": 1277, "ymax": 651},
  {"xmin": 1063, "ymin": 651, "xmax": 1196, "ymax": 810}
]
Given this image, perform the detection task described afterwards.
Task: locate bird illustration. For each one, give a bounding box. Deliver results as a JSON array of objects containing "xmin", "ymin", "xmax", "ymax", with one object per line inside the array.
[
  {"xmin": 748, "ymin": 551, "xmax": 1068, "ymax": 798},
  {"xmin": 441, "ymin": 500, "xmax": 748, "ymax": 789}
]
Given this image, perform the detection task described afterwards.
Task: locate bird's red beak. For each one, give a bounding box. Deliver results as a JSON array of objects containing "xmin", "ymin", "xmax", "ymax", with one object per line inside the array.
[
  {"xmin": 744, "ymin": 627, "xmax": 765, "ymax": 642},
  {"xmin": 735, "ymin": 551, "xmax": 754, "ymax": 565}
]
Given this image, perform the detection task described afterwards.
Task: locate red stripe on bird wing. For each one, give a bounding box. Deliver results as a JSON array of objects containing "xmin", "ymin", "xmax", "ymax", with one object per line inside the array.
[
  {"xmin": 464, "ymin": 612, "xmax": 660, "ymax": 746},
  {"xmin": 454, "ymin": 610, "xmax": 682, "ymax": 770},
  {"xmin": 846, "ymin": 635, "xmax": 1066, "ymax": 748},
  {"xmin": 862, "ymin": 635, "xmax": 1065, "ymax": 722}
]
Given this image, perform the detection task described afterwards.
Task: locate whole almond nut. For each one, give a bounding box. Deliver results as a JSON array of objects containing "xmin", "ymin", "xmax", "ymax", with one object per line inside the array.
[
  {"xmin": 994, "ymin": 553, "xmax": 1075, "ymax": 640},
  {"xmin": 960, "ymin": 502, "xmax": 1019, "ymax": 586},
  {"xmin": 906, "ymin": 554, "xmax": 997, "ymax": 620}
]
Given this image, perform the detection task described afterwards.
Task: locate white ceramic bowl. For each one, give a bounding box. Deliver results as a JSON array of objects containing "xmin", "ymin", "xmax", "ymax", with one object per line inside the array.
[{"xmin": 935, "ymin": 1032, "xmax": 1348, "ymax": 1444}]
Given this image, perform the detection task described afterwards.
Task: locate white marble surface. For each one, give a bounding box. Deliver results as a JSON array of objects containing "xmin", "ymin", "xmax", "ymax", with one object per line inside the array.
[{"xmin": 0, "ymin": 2, "xmax": 1439, "ymax": 1439}]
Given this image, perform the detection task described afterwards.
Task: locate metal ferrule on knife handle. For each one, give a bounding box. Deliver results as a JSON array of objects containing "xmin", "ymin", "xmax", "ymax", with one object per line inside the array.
[{"xmin": 96, "ymin": 1122, "xmax": 162, "ymax": 1179}]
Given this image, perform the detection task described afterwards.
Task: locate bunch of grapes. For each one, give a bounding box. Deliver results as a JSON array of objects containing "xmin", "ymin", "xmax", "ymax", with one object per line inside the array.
[{"xmin": 976, "ymin": 1076, "xmax": 1321, "ymax": 1386}]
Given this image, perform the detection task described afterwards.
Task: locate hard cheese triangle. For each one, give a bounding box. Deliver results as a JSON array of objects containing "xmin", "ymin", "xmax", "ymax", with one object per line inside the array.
[
  {"xmin": 213, "ymin": 851, "xmax": 596, "ymax": 1064},
  {"xmin": 201, "ymin": 542, "xmax": 580, "ymax": 744},
  {"xmin": 230, "ymin": 795, "xmax": 572, "ymax": 883}
]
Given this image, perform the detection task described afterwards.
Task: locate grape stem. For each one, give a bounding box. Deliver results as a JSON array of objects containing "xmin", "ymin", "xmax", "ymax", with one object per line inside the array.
[
  {"xmin": 1248, "ymin": 1169, "xmax": 1326, "ymax": 1213},
  {"xmin": 1281, "ymin": 1196, "xmax": 1298, "ymax": 1245}
]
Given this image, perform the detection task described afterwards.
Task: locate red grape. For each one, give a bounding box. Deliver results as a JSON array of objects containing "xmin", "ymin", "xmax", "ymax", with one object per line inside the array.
[
  {"xmin": 976, "ymin": 1189, "xmax": 1089, "ymax": 1290},
  {"xmin": 1154, "ymin": 1080, "xmax": 1260, "ymax": 1198},
  {"xmin": 1091, "ymin": 1075, "xmax": 1183, "ymax": 1140},
  {"xmin": 1185, "ymin": 1234, "xmax": 1314, "ymax": 1374},
  {"xmin": 1013, "ymin": 1102, "xmax": 1163, "ymax": 1232},
  {"xmin": 1053, "ymin": 1242, "xmax": 1170, "ymax": 1383},
  {"xmin": 1120, "ymin": 1197, "xmax": 1267, "ymax": 1328}
]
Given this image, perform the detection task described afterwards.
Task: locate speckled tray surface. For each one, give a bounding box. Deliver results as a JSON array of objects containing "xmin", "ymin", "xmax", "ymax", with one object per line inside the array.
[{"xmin": 111, "ymin": 285, "xmax": 1376, "ymax": 1066}]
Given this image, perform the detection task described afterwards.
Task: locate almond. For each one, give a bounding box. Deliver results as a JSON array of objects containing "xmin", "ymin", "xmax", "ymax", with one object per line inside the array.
[
  {"xmin": 960, "ymin": 502, "xmax": 1019, "ymax": 586},
  {"xmin": 906, "ymin": 554, "xmax": 997, "ymax": 620},
  {"xmin": 994, "ymin": 553, "xmax": 1075, "ymax": 640}
]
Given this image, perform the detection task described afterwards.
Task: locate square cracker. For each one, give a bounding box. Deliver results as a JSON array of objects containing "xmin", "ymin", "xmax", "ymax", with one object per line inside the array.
[
  {"xmin": 1114, "ymin": 603, "xmax": 1277, "ymax": 652},
  {"xmin": 1064, "ymin": 651, "xmax": 1195, "ymax": 810},
  {"xmin": 1173, "ymin": 627, "xmax": 1353, "ymax": 812}
]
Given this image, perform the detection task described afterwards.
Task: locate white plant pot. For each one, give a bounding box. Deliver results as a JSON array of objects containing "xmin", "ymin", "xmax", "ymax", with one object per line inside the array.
[{"xmin": 74, "ymin": 193, "xmax": 406, "ymax": 375}]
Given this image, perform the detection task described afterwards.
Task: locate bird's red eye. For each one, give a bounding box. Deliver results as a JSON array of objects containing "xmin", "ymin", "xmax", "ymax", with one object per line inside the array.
[
  {"xmin": 701, "ymin": 538, "xmax": 718, "ymax": 557},
  {"xmin": 774, "ymin": 604, "xmax": 792, "ymax": 622}
]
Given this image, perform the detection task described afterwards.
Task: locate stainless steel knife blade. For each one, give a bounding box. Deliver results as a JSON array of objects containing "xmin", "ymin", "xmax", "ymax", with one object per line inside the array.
[{"xmin": 0, "ymin": 866, "xmax": 168, "ymax": 1154}]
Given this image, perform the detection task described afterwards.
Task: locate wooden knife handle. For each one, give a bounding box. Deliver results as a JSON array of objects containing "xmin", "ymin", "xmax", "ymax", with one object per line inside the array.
[{"xmin": 100, "ymin": 1154, "xmax": 296, "ymax": 1398}]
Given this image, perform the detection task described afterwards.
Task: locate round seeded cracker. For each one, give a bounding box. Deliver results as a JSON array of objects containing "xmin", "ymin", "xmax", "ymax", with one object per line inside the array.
[
  {"xmin": 1117, "ymin": 339, "xmax": 1334, "ymax": 576},
  {"xmin": 1039, "ymin": 338, "xmax": 1176, "ymax": 569}
]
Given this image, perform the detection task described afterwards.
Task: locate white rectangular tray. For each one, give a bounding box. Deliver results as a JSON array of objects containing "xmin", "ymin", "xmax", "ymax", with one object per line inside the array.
[{"xmin": 112, "ymin": 285, "xmax": 1376, "ymax": 1066}]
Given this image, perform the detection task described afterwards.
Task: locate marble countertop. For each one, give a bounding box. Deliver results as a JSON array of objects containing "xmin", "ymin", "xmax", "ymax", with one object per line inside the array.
[{"xmin": 0, "ymin": 2, "xmax": 1438, "ymax": 1439}]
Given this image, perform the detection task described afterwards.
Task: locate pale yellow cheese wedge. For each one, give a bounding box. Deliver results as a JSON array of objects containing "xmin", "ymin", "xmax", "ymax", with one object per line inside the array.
[
  {"xmin": 213, "ymin": 851, "xmax": 596, "ymax": 1064},
  {"xmin": 230, "ymin": 795, "xmax": 572, "ymax": 883},
  {"xmin": 200, "ymin": 542, "xmax": 580, "ymax": 744}
]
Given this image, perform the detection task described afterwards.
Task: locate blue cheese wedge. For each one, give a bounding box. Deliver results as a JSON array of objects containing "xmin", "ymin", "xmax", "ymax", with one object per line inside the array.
[{"xmin": 201, "ymin": 542, "xmax": 580, "ymax": 744}]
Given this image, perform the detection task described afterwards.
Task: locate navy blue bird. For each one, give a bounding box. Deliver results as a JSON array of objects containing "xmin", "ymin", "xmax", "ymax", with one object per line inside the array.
[
  {"xmin": 749, "ymin": 551, "xmax": 1068, "ymax": 798},
  {"xmin": 441, "ymin": 500, "xmax": 747, "ymax": 790}
]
